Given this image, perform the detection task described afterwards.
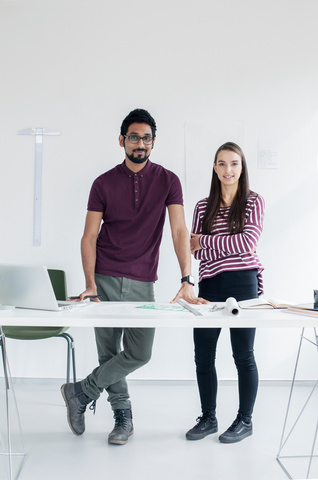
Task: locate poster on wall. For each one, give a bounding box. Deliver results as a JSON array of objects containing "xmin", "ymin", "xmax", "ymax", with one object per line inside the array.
[{"xmin": 258, "ymin": 139, "xmax": 280, "ymax": 170}]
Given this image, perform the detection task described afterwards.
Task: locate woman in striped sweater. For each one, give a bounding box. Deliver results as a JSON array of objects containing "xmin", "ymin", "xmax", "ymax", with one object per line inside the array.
[{"xmin": 186, "ymin": 142, "xmax": 265, "ymax": 444}]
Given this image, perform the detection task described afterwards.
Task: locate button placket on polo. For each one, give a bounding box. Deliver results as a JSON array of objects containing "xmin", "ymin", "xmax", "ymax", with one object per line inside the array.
[
  {"xmin": 134, "ymin": 173, "xmax": 140, "ymax": 208},
  {"xmin": 128, "ymin": 172, "xmax": 144, "ymax": 208}
]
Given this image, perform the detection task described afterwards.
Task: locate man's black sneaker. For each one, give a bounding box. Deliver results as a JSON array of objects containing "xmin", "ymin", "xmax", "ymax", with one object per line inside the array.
[
  {"xmin": 219, "ymin": 416, "xmax": 253, "ymax": 443},
  {"xmin": 61, "ymin": 382, "xmax": 95, "ymax": 436},
  {"xmin": 186, "ymin": 412, "xmax": 218, "ymax": 440},
  {"xmin": 108, "ymin": 409, "xmax": 134, "ymax": 445}
]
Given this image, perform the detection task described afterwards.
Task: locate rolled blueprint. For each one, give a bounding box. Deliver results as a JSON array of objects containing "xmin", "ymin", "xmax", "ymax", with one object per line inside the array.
[{"xmin": 226, "ymin": 297, "xmax": 240, "ymax": 316}]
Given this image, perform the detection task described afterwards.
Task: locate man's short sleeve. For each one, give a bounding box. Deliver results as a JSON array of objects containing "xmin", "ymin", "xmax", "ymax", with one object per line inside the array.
[
  {"xmin": 87, "ymin": 176, "xmax": 105, "ymax": 212},
  {"xmin": 166, "ymin": 172, "xmax": 183, "ymax": 206}
]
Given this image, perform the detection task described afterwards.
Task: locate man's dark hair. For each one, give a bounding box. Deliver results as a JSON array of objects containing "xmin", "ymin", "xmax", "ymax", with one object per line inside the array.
[{"xmin": 120, "ymin": 109, "xmax": 157, "ymax": 138}]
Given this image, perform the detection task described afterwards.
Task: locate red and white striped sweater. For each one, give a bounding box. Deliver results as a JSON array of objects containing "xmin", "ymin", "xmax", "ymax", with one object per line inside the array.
[{"xmin": 191, "ymin": 193, "xmax": 265, "ymax": 295}]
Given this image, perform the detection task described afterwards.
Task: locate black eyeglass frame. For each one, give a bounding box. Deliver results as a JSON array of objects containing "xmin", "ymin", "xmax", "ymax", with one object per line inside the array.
[{"xmin": 124, "ymin": 135, "xmax": 154, "ymax": 145}]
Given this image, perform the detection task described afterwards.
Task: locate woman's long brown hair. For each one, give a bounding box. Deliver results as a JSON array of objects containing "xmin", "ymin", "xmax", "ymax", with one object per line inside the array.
[{"xmin": 202, "ymin": 142, "xmax": 251, "ymax": 235}]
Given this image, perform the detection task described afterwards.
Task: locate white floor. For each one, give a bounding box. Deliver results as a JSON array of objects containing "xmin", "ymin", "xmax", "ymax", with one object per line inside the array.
[{"xmin": 0, "ymin": 379, "xmax": 317, "ymax": 480}]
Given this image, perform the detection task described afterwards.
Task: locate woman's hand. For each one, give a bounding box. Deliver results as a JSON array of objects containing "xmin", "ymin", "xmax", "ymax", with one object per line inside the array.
[
  {"xmin": 190, "ymin": 233, "xmax": 202, "ymax": 253},
  {"xmin": 249, "ymin": 244, "xmax": 257, "ymax": 255}
]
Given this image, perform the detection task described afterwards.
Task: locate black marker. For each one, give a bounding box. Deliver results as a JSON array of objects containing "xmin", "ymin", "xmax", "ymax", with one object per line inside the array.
[{"xmin": 68, "ymin": 295, "xmax": 102, "ymax": 300}]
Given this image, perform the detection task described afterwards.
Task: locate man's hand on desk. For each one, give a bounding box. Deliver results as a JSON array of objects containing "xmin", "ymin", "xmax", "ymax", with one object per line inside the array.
[
  {"xmin": 170, "ymin": 282, "xmax": 209, "ymax": 305},
  {"xmin": 69, "ymin": 286, "xmax": 101, "ymax": 303}
]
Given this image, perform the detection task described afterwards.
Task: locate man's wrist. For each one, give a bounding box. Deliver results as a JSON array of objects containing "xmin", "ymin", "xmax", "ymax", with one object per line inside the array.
[{"xmin": 181, "ymin": 275, "xmax": 195, "ymax": 286}]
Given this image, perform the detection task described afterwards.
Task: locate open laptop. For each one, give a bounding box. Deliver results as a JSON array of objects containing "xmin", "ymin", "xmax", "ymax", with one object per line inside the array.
[{"xmin": 0, "ymin": 264, "xmax": 88, "ymax": 311}]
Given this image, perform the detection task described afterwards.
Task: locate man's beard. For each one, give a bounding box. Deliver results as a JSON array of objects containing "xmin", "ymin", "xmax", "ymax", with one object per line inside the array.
[{"xmin": 126, "ymin": 149, "xmax": 150, "ymax": 164}]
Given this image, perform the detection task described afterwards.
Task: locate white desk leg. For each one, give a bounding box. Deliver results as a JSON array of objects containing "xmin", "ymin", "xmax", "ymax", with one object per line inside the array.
[
  {"xmin": 0, "ymin": 328, "xmax": 27, "ymax": 480},
  {"xmin": 277, "ymin": 327, "xmax": 318, "ymax": 479},
  {"xmin": 277, "ymin": 328, "xmax": 304, "ymax": 459},
  {"xmin": 306, "ymin": 420, "xmax": 318, "ymax": 478}
]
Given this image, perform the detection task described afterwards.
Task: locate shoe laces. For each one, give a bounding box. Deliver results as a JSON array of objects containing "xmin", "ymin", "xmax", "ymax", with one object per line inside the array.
[
  {"xmin": 89, "ymin": 400, "xmax": 97, "ymax": 415},
  {"xmin": 228, "ymin": 417, "xmax": 240, "ymax": 431},
  {"xmin": 228, "ymin": 416, "xmax": 249, "ymax": 432},
  {"xmin": 77, "ymin": 403, "xmax": 87, "ymax": 415},
  {"xmin": 72, "ymin": 389, "xmax": 88, "ymax": 415},
  {"xmin": 72, "ymin": 386, "xmax": 96, "ymax": 415},
  {"xmin": 196, "ymin": 412, "xmax": 214, "ymax": 426},
  {"xmin": 113, "ymin": 410, "xmax": 129, "ymax": 428},
  {"xmin": 74, "ymin": 395, "xmax": 96, "ymax": 415}
]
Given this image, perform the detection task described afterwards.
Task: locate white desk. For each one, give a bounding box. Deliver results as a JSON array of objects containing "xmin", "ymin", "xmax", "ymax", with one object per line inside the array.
[
  {"xmin": 0, "ymin": 302, "xmax": 317, "ymax": 328},
  {"xmin": 1, "ymin": 302, "xmax": 317, "ymax": 480}
]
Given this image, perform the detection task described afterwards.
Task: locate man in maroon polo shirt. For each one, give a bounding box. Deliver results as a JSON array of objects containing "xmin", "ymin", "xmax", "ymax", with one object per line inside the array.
[{"xmin": 61, "ymin": 108, "xmax": 203, "ymax": 445}]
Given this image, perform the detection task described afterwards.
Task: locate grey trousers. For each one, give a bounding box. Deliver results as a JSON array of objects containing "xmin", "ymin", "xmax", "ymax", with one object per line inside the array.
[{"xmin": 81, "ymin": 274, "xmax": 155, "ymax": 410}]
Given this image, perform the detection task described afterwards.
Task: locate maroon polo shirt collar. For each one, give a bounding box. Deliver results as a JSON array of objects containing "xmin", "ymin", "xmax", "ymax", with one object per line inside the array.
[{"xmin": 120, "ymin": 159, "xmax": 152, "ymax": 177}]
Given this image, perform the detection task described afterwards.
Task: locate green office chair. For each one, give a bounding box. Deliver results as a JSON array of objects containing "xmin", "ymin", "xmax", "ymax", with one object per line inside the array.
[{"xmin": 0, "ymin": 269, "xmax": 76, "ymax": 383}]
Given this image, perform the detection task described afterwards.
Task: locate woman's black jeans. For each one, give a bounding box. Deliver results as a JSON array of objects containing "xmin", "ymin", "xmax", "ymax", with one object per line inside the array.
[{"xmin": 194, "ymin": 269, "xmax": 259, "ymax": 422}]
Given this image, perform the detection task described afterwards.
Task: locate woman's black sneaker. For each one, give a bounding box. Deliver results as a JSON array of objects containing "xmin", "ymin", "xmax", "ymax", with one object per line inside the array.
[
  {"xmin": 186, "ymin": 412, "xmax": 218, "ymax": 440},
  {"xmin": 219, "ymin": 415, "xmax": 252, "ymax": 443}
]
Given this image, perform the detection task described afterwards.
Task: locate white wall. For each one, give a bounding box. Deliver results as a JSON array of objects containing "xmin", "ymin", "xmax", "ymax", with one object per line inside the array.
[{"xmin": 1, "ymin": 0, "xmax": 318, "ymax": 381}]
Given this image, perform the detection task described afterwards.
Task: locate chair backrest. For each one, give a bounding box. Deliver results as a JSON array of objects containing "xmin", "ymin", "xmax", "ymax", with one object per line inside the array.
[{"xmin": 47, "ymin": 269, "xmax": 68, "ymax": 301}]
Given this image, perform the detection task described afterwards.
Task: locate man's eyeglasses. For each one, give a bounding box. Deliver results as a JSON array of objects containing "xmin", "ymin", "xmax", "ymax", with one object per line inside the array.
[{"xmin": 124, "ymin": 135, "xmax": 153, "ymax": 145}]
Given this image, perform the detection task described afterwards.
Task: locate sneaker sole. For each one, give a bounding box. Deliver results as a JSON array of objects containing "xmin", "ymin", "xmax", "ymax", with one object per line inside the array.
[
  {"xmin": 60, "ymin": 384, "xmax": 84, "ymax": 436},
  {"xmin": 219, "ymin": 429, "xmax": 252, "ymax": 443},
  {"xmin": 108, "ymin": 430, "xmax": 134, "ymax": 445},
  {"xmin": 186, "ymin": 426, "xmax": 218, "ymax": 440}
]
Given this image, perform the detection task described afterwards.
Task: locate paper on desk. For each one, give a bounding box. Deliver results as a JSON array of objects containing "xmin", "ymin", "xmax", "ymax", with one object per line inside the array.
[
  {"xmin": 85, "ymin": 301, "xmax": 240, "ymax": 318},
  {"xmin": 135, "ymin": 304, "xmax": 186, "ymax": 312},
  {"xmin": 225, "ymin": 297, "xmax": 240, "ymax": 316}
]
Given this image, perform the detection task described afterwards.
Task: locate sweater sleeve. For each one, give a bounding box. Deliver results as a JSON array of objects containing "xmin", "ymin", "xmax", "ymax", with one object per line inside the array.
[
  {"xmin": 191, "ymin": 201, "xmax": 228, "ymax": 261},
  {"xmin": 199, "ymin": 195, "xmax": 265, "ymax": 255}
]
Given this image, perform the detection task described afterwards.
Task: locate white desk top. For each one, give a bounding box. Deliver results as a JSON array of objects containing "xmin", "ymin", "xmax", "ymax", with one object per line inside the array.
[{"xmin": 0, "ymin": 302, "xmax": 317, "ymax": 328}]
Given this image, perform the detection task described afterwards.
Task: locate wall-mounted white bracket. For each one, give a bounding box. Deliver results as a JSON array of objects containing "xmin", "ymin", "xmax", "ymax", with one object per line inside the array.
[{"xmin": 18, "ymin": 128, "xmax": 60, "ymax": 246}]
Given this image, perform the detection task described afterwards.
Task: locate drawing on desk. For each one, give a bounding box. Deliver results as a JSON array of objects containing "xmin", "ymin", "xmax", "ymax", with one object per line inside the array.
[{"xmin": 135, "ymin": 304, "xmax": 187, "ymax": 312}]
